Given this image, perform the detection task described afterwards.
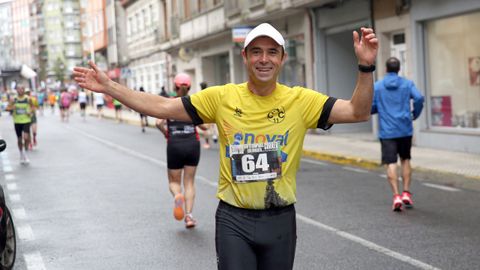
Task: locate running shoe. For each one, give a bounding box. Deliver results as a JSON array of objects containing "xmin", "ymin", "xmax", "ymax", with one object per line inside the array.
[
  {"xmin": 173, "ymin": 193, "xmax": 185, "ymax": 220},
  {"xmin": 23, "ymin": 152, "xmax": 30, "ymax": 164},
  {"xmin": 19, "ymin": 152, "xmax": 26, "ymax": 164},
  {"xmin": 185, "ymin": 213, "xmax": 197, "ymax": 229},
  {"xmin": 401, "ymin": 191, "xmax": 413, "ymax": 208},
  {"xmin": 392, "ymin": 194, "xmax": 402, "ymax": 212}
]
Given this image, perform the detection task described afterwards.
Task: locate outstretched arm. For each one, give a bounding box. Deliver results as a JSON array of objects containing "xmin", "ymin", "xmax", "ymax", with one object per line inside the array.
[
  {"xmin": 328, "ymin": 27, "xmax": 378, "ymax": 124},
  {"xmin": 73, "ymin": 61, "xmax": 191, "ymax": 121}
]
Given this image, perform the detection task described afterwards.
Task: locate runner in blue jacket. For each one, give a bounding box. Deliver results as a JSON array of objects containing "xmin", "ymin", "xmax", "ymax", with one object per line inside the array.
[{"xmin": 372, "ymin": 57, "xmax": 424, "ymax": 211}]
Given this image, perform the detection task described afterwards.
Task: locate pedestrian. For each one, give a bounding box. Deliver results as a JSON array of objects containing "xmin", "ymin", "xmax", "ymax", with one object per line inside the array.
[
  {"xmin": 47, "ymin": 90, "xmax": 56, "ymax": 114},
  {"xmin": 26, "ymin": 90, "xmax": 38, "ymax": 148},
  {"xmin": 78, "ymin": 89, "xmax": 88, "ymax": 121},
  {"xmin": 6, "ymin": 86, "xmax": 35, "ymax": 164},
  {"xmin": 139, "ymin": 86, "xmax": 149, "ymax": 132},
  {"xmin": 371, "ymin": 57, "xmax": 424, "ymax": 211},
  {"xmin": 59, "ymin": 88, "xmax": 72, "ymax": 122},
  {"xmin": 74, "ymin": 23, "xmax": 378, "ymax": 270},
  {"xmin": 93, "ymin": 92, "xmax": 105, "ymax": 119},
  {"xmin": 159, "ymin": 86, "xmax": 168, "ymax": 97},
  {"xmin": 155, "ymin": 73, "xmax": 208, "ymax": 228},
  {"xmin": 37, "ymin": 90, "xmax": 46, "ymax": 116},
  {"xmin": 113, "ymin": 98, "xmax": 122, "ymax": 123}
]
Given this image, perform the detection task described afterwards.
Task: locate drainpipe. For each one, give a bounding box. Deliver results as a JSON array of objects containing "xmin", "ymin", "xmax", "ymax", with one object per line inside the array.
[{"xmin": 307, "ymin": 8, "xmax": 317, "ymax": 90}]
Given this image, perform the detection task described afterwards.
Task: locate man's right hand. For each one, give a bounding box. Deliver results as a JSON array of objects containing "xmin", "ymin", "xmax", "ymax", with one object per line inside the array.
[{"xmin": 73, "ymin": 61, "xmax": 110, "ymax": 93}]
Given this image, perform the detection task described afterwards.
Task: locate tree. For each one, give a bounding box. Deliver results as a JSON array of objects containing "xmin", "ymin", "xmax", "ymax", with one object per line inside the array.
[{"xmin": 54, "ymin": 57, "xmax": 65, "ymax": 84}]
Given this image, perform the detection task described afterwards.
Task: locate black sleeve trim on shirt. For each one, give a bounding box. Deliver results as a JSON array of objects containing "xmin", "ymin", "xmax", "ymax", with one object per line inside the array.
[
  {"xmin": 181, "ymin": 96, "xmax": 204, "ymax": 125},
  {"xmin": 317, "ymin": 97, "xmax": 337, "ymax": 130}
]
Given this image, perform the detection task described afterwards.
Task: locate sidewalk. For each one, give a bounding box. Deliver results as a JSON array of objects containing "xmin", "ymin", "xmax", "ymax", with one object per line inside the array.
[{"xmin": 90, "ymin": 106, "xmax": 480, "ymax": 181}]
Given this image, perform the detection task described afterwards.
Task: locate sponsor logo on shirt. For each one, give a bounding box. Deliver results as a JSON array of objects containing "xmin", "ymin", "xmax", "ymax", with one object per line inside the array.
[
  {"xmin": 267, "ymin": 107, "xmax": 285, "ymax": 123},
  {"xmin": 234, "ymin": 107, "xmax": 243, "ymax": 117}
]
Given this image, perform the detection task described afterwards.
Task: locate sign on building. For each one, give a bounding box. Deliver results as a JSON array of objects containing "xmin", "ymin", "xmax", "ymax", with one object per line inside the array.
[{"xmin": 232, "ymin": 26, "xmax": 253, "ymax": 43}]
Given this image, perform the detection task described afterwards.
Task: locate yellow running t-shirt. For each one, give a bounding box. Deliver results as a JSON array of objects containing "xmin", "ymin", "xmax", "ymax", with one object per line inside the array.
[{"xmin": 183, "ymin": 83, "xmax": 335, "ymax": 209}]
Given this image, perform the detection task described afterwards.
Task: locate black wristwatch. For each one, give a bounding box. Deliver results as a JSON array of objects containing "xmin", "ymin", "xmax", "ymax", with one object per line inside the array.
[{"xmin": 358, "ymin": 64, "xmax": 376, "ymax": 73}]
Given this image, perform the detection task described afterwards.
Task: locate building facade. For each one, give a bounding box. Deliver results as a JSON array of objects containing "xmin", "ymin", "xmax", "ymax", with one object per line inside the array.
[
  {"xmin": 122, "ymin": 0, "xmax": 168, "ymax": 94},
  {"xmin": 80, "ymin": 0, "xmax": 108, "ymax": 71},
  {"xmin": 41, "ymin": 0, "xmax": 82, "ymax": 84},
  {"xmin": 408, "ymin": 0, "xmax": 480, "ymax": 153},
  {"xmin": 12, "ymin": 0, "xmax": 35, "ymax": 68}
]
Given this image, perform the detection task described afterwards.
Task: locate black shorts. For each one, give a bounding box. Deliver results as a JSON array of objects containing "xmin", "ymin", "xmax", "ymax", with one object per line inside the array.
[
  {"xmin": 380, "ymin": 136, "xmax": 412, "ymax": 164},
  {"xmin": 96, "ymin": 104, "xmax": 103, "ymax": 110},
  {"xmin": 166, "ymin": 140, "xmax": 200, "ymax": 169},
  {"xmin": 114, "ymin": 104, "xmax": 122, "ymax": 111},
  {"xmin": 215, "ymin": 200, "xmax": 297, "ymax": 270},
  {"xmin": 79, "ymin": 102, "xmax": 86, "ymax": 109},
  {"xmin": 30, "ymin": 114, "xmax": 37, "ymax": 124},
  {"xmin": 14, "ymin": 123, "xmax": 31, "ymax": 138}
]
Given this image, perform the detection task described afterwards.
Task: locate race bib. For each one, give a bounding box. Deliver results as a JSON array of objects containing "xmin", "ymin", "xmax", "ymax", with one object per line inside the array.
[
  {"xmin": 230, "ymin": 142, "xmax": 282, "ymax": 183},
  {"xmin": 15, "ymin": 108, "xmax": 27, "ymax": 115}
]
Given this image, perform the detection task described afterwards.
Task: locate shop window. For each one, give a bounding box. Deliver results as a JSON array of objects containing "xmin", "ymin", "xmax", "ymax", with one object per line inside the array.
[
  {"xmin": 279, "ymin": 34, "xmax": 306, "ymax": 87},
  {"xmin": 425, "ymin": 11, "xmax": 480, "ymax": 130}
]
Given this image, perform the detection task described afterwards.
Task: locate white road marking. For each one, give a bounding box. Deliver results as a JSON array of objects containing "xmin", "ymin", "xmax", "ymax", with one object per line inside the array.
[
  {"xmin": 74, "ymin": 127, "xmax": 444, "ymax": 269},
  {"xmin": 197, "ymin": 175, "xmax": 217, "ymax": 187},
  {"xmin": 68, "ymin": 127, "xmax": 167, "ymax": 167},
  {"xmin": 17, "ymin": 224, "xmax": 35, "ymax": 241},
  {"xmin": 3, "ymin": 166, "xmax": 12, "ymax": 173},
  {"xmin": 379, "ymin": 174, "xmax": 387, "ymax": 178},
  {"xmin": 5, "ymin": 174, "xmax": 15, "ymax": 181},
  {"xmin": 422, "ymin": 183, "xmax": 461, "ymax": 192},
  {"xmin": 9, "ymin": 193, "xmax": 21, "ymax": 202},
  {"xmin": 297, "ymin": 214, "xmax": 441, "ymax": 270},
  {"xmin": 342, "ymin": 166, "xmax": 368, "ymax": 173},
  {"xmin": 6, "ymin": 183, "xmax": 17, "ymax": 191},
  {"xmin": 24, "ymin": 252, "xmax": 47, "ymax": 270},
  {"xmin": 12, "ymin": 207, "xmax": 27, "ymax": 219},
  {"xmin": 301, "ymin": 158, "xmax": 327, "ymax": 166}
]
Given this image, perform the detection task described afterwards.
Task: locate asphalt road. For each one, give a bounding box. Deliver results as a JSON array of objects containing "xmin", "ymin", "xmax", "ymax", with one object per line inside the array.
[{"xmin": 0, "ymin": 111, "xmax": 479, "ymax": 270}]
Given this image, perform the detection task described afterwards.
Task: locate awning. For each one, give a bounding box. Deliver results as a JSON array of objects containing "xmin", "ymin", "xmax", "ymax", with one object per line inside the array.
[{"xmin": 20, "ymin": 65, "xmax": 37, "ymax": 79}]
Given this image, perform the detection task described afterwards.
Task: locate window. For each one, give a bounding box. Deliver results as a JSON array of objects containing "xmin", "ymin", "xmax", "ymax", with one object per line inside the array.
[
  {"xmin": 249, "ymin": 0, "xmax": 264, "ymax": 7},
  {"xmin": 225, "ymin": 0, "xmax": 240, "ymax": 16},
  {"xmin": 425, "ymin": 11, "xmax": 480, "ymax": 130},
  {"xmin": 279, "ymin": 35, "xmax": 306, "ymax": 87},
  {"xmin": 127, "ymin": 17, "xmax": 132, "ymax": 36}
]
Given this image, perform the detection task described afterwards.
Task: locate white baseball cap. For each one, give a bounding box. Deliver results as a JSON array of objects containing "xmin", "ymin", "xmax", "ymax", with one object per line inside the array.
[{"xmin": 243, "ymin": 23, "xmax": 285, "ymax": 49}]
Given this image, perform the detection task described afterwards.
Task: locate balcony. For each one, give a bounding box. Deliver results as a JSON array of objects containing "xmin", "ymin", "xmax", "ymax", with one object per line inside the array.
[
  {"xmin": 64, "ymin": 34, "xmax": 81, "ymax": 43},
  {"xmin": 179, "ymin": 7, "xmax": 226, "ymax": 43}
]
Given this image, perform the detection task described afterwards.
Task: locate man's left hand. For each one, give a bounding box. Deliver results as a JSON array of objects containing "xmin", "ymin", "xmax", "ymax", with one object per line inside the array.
[{"xmin": 353, "ymin": 27, "xmax": 378, "ymax": 66}]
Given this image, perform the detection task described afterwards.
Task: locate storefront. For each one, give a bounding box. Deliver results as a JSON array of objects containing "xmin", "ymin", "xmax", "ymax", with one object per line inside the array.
[
  {"xmin": 314, "ymin": 0, "xmax": 372, "ymax": 133},
  {"xmin": 411, "ymin": 0, "xmax": 480, "ymax": 153}
]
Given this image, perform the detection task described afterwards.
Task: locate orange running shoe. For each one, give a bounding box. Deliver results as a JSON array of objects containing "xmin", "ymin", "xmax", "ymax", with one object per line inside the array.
[{"xmin": 173, "ymin": 194, "xmax": 185, "ymax": 220}]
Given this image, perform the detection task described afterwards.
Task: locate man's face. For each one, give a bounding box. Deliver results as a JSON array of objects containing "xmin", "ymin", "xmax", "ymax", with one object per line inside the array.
[
  {"xmin": 242, "ymin": 37, "xmax": 286, "ymax": 84},
  {"xmin": 17, "ymin": 87, "xmax": 25, "ymax": 96}
]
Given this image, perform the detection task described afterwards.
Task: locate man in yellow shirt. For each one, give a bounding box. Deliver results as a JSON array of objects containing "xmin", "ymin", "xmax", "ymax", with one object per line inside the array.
[{"xmin": 74, "ymin": 23, "xmax": 378, "ymax": 270}]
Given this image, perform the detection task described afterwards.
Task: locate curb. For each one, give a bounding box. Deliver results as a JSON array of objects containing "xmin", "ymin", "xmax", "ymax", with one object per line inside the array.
[
  {"xmin": 302, "ymin": 150, "xmax": 380, "ymax": 170},
  {"xmin": 302, "ymin": 150, "xmax": 480, "ymax": 182}
]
